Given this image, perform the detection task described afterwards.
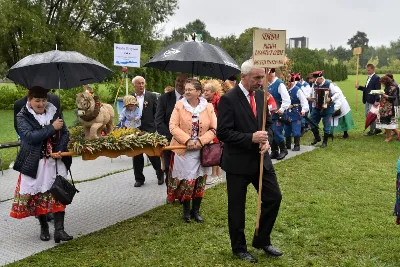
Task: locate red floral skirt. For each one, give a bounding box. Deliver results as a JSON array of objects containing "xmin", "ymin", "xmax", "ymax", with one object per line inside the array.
[
  {"xmin": 167, "ymin": 152, "xmax": 207, "ymax": 202},
  {"xmin": 10, "ymin": 174, "xmax": 65, "ymax": 219}
]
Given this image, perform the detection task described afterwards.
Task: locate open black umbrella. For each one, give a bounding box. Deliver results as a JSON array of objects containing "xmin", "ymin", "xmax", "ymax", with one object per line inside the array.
[
  {"xmin": 144, "ymin": 41, "xmax": 240, "ymax": 80},
  {"xmin": 7, "ymin": 50, "xmax": 112, "ymax": 89}
]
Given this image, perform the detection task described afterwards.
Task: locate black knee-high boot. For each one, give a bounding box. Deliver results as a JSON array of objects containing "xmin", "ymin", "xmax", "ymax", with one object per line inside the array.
[
  {"xmin": 53, "ymin": 211, "xmax": 73, "ymax": 243},
  {"xmin": 38, "ymin": 214, "xmax": 50, "ymax": 241},
  {"xmin": 320, "ymin": 135, "xmax": 329, "ymax": 148},
  {"xmin": 182, "ymin": 200, "xmax": 191, "ymax": 223},
  {"xmin": 191, "ymin": 198, "xmax": 204, "ymax": 223},
  {"xmin": 285, "ymin": 136, "xmax": 291, "ymax": 149},
  {"xmin": 310, "ymin": 128, "xmax": 321, "ymax": 145},
  {"xmin": 292, "ymin": 136, "xmax": 300, "ymax": 151}
]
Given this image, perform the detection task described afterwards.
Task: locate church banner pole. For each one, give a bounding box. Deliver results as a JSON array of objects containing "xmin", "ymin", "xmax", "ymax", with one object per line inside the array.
[
  {"xmin": 353, "ymin": 47, "xmax": 362, "ymax": 111},
  {"xmin": 255, "ymin": 67, "xmax": 269, "ymax": 236}
]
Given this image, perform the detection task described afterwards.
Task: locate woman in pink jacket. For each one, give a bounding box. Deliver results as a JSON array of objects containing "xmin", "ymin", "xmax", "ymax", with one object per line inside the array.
[{"xmin": 168, "ymin": 78, "xmax": 217, "ymax": 223}]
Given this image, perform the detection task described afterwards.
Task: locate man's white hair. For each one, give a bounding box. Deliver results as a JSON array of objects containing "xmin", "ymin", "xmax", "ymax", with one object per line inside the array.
[
  {"xmin": 132, "ymin": 76, "xmax": 145, "ymax": 85},
  {"xmin": 241, "ymin": 59, "xmax": 255, "ymax": 75}
]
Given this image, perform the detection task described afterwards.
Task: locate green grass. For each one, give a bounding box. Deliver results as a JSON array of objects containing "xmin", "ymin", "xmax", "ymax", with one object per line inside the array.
[{"xmin": 4, "ymin": 75, "xmax": 400, "ymax": 266}]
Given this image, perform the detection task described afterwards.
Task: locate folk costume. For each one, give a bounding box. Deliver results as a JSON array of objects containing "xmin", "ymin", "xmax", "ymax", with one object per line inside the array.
[
  {"xmin": 268, "ymin": 68, "xmax": 291, "ymax": 160},
  {"xmin": 295, "ymin": 73, "xmax": 313, "ymax": 133},
  {"xmin": 168, "ymin": 97, "xmax": 217, "ymax": 222},
  {"xmin": 11, "ymin": 86, "xmax": 73, "ymax": 243},
  {"xmin": 376, "ymin": 84, "xmax": 399, "ymax": 130},
  {"xmin": 330, "ymin": 84, "xmax": 354, "ymax": 138},
  {"xmin": 309, "ymin": 71, "xmax": 341, "ymax": 148},
  {"xmin": 284, "ymin": 74, "xmax": 309, "ymax": 151}
]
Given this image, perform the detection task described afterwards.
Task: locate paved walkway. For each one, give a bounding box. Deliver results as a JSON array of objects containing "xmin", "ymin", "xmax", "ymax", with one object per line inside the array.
[{"xmin": 0, "ymin": 146, "xmax": 314, "ymax": 266}]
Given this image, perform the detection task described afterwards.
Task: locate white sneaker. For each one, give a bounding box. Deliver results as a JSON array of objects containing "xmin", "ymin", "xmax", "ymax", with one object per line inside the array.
[
  {"xmin": 206, "ymin": 176, "xmax": 217, "ymax": 185},
  {"xmin": 217, "ymin": 174, "xmax": 225, "ymax": 182}
]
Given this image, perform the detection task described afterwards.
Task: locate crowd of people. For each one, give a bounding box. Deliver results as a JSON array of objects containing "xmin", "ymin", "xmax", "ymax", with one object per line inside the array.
[{"xmin": 9, "ymin": 59, "xmax": 400, "ymax": 262}]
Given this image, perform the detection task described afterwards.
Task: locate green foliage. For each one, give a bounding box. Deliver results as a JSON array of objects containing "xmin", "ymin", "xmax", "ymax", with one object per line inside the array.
[
  {"xmin": 347, "ymin": 31, "xmax": 369, "ymax": 49},
  {"xmin": 0, "ymin": 84, "xmax": 28, "ymax": 109},
  {"xmin": 0, "ymin": 0, "xmax": 179, "ymax": 81},
  {"xmin": 291, "ymin": 62, "xmax": 348, "ymax": 82}
]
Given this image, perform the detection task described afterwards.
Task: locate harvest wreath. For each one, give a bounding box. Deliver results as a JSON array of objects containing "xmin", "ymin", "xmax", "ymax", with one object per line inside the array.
[{"xmin": 65, "ymin": 127, "xmax": 175, "ymax": 160}]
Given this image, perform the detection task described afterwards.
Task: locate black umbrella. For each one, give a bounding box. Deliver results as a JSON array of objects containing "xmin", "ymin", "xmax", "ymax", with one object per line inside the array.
[
  {"xmin": 7, "ymin": 50, "xmax": 112, "ymax": 89},
  {"xmin": 144, "ymin": 41, "xmax": 240, "ymax": 80}
]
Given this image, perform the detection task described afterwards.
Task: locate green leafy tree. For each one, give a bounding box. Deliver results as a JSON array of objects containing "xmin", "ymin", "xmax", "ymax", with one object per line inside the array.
[
  {"xmin": 0, "ymin": 0, "xmax": 178, "ymax": 71},
  {"xmin": 347, "ymin": 31, "xmax": 369, "ymax": 50}
]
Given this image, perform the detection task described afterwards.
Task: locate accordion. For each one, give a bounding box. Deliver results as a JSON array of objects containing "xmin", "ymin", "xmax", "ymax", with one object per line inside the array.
[{"xmin": 314, "ymin": 88, "xmax": 330, "ymax": 109}]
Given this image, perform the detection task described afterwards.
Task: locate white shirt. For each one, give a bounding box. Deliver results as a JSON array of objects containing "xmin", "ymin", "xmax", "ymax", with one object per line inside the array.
[
  {"xmin": 175, "ymin": 89, "xmax": 184, "ymax": 101},
  {"xmin": 288, "ymin": 84, "xmax": 309, "ymax": 113},
  {"xmin": 270, "ymin": 77, "xmax": 291, "ymax": 112},
  {"xmin": 136, "ymin": 90, "xmax": 145, "ymax": 116},
  {"xmin": 366, "ymin": 73, "xmax": 375, "ymax": 87},
  {"xmin": 301, "ymin": 81, "xmax": 312, "ymax": 98},
  {"xmin": 238, "ymin": 82, "xmax": 255, "ymax": 108}
]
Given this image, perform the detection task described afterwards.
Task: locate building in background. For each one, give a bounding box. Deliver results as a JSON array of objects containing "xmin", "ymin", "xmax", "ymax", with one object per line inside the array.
[{"xmin": 289, "ymin": 37, "xmax": 309, "ymax": 49}]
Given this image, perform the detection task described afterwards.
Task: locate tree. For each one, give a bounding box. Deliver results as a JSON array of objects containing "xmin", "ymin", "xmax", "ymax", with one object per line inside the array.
[
  {"xmin": 347, "ymin": 31, "xmax": 369, "ymax": 50},
  {"xmin": 0, "ymin": 0, "xmax": 178, "ymax": 72},
  {"xmin": 163, "ymin": 19, "xmax": 216, "ymax": 46}
]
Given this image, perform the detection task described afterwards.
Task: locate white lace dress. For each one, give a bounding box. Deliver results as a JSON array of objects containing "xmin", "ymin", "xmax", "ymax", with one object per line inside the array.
[{"xmin": 171, "ymin": 98, "xmax": 212, "ymax": 181}]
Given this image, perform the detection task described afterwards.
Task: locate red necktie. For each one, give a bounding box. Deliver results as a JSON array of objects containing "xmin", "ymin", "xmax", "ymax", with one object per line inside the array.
[
  {"xmin": 179, "ymin": 95, "xmax": 183, "ymax": 100},
  {"xmin": 249, "ymin": 91, "xmax": 257, "ymax": 117}
]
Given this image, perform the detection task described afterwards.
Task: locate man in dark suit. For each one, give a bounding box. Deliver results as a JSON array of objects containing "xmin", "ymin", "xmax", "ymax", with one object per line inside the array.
[
  {"xmin": 155, "ymin": 73, "xmax": 188, "ymax": 185},
  {"xmin": 14, "ymin": 92, "xmax": 61, "ymax": 134},
  {"xmin": 355, "ymin": 63, "xmax": 381, "ymax": 136},
  {"xmin": 132, "ymin": 76, "xmax": 164, "ymax": 187},
  {"xmin": 217, "ymin": 59, "xmax": 282, "ymax": 263}
]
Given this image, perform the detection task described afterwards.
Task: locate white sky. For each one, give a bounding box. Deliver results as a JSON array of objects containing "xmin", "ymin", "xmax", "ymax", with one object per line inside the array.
[{"xmin": 159, "ymin": 0, "xmax": 400, "ymax": 49}]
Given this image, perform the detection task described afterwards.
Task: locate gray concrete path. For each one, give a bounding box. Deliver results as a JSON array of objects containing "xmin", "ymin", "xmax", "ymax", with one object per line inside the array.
[{"xmin": 0, "ymin": 145, "xmax": 314, "ymax": 266}]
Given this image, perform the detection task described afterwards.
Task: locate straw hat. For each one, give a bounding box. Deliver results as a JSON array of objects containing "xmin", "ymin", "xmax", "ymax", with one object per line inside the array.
[{"xmin": 123, "ymin": 95, "xmax": 138, "ymax": 107}]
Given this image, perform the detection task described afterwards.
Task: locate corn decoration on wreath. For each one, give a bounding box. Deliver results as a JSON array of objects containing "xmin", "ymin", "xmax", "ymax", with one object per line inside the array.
[{"xmin": 68, "ymin": 126, "xmax": 169, "ymax": 155}]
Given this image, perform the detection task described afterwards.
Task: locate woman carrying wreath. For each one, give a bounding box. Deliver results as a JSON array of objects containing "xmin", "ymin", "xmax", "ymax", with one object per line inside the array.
[
  {"xmin": 168, "ymin": 78, "xmax": 217, "ymax": 223},
  {"xmin": 11, "ymin": 86, "xmax": 73, "ymax": 243}
]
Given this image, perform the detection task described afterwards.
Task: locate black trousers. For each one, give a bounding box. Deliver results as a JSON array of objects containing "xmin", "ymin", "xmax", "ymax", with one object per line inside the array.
[
  {"xmin": 132, "ymin": 154, "xmax": 163, "ymax": 183},
  {"xmin": 162, "ymin": 150, "xmax": 172, "ymax": 186},
  {"xmin": 226, "ymin": 167, "xmax": 282, "ymax": 253}
]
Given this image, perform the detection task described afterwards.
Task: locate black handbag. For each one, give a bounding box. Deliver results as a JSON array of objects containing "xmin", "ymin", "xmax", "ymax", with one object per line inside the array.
[{"xmin": 50, "ymin": 159, "xmax": 79, "ymax": 205}]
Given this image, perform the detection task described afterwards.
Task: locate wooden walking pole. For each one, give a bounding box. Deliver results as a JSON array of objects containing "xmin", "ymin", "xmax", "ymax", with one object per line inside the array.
[
  {"xmin": 353, "ymin": 47, "xmax": 362, "ymax": 111},
  {"xmin": 255, "ymin": 67, "xmax": 269, "ymax": 236}
]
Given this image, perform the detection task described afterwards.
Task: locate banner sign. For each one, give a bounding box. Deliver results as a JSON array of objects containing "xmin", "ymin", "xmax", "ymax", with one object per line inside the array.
[
  {"xmin": 252, "ymin": 29, "xmax": 286, "ymax": 68},
  {"xmin": 114, "ymin": 44, "xmax": 141, "ymax": 67}
]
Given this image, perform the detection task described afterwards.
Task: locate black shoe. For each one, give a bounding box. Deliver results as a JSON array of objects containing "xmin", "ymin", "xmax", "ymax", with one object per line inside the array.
[
  {"xmin": 342, "ymin": 132, "xmax": 349, "ymax": 139},
  {"xmin": 270, "ymin": 151, "xmax": 279, "ymax": 159},
  {"xmin": 134, "ymin": 181, "xmax": 144, "ymax": 187},
  {"xmin": 320, "ymin": 135, "xmax": 329, "ymax": 148},
  {"xmin": 276, "ymin": 141, "xmax": 288, "ymax": 160},
  {"xmin": 157, "ymin": 178, "xmax": 164, "ymax": 185},
  {"xmin": 256, "ymin": 245, "xmax": 283, "ymax": 257},
  {"xmin": 234, "ymin": 252, "xmax": 258, "ymax": 263},
  {"xmin": 374, "ymin": 129, "xmax": 382, "ymax": 135},
  {"xmin": 190, "ymin": 198, "xmax": 204, "ymax": 223}
]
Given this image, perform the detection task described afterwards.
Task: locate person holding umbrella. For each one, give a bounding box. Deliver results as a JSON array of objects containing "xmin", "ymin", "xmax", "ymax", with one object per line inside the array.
[
  {"xmin": 11, "ymin": 86, "xmax": 73, "ymax": 243},
  {"xmin": 217, "ymin": 59, "xmax": 282, "ymax": 263}
]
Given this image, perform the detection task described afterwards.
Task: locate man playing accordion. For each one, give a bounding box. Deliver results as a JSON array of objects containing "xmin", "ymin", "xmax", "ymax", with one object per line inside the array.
[{"xmin": 309, "ymin": 70, "xmax": 342, "ymax": 148}]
